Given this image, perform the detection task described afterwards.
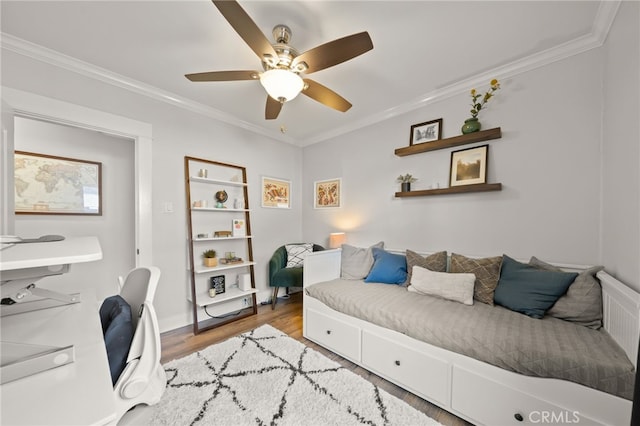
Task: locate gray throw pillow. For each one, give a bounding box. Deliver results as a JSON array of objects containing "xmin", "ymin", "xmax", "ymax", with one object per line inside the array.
[
  {"xmin": 450, "ymin": 253, "xmax": 502, "ymax": 305},
  {"xmin": 529, "ymin": 256, "xmax": 604, "ymax": 329},
  {"xmin": 404, "ymin": 250, "xmax": 447, "ymax": 287},
  {"xmin": 340, "ymin": 242, "xmax": 384, "ymax": 280}
]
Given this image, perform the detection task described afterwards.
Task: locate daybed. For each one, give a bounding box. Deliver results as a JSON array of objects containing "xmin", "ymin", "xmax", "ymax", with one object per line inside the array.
[{"xmin": 302, "ymin": 247, "xmax": 640, "ymax": 426}]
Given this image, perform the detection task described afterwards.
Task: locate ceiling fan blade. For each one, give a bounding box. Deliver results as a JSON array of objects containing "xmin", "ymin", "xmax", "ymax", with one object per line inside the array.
[
  {"xmin": 292, "ymin": 32, "xmax": 373, "ymax": 74},
  {"xmin": 185, "ymin": 70, "xmax": 259, "ymax": 82},
  {"xmin": 265, "ymin": 96, "xmax": 283, "ymax": 120},
  {"xmin": 302, "ymin": 79, "xmax": 352, "ymax": 112},
  {"xmin": 212, "ymin": 1, "xmax": 279, "ymax": 64}
]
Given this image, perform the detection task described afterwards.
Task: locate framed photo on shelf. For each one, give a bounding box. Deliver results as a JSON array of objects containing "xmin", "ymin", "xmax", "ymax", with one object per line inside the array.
[
  {"xmin": 232, "ymin": 218, "xmax": 246, "ymax": 237},
  {"xmin": 449, "ymin": 144, "xmax": 489, "ymax": 187},
  {"xmin": 14, "ymin": 151, "xmax": 102, "ymax": 215},
  {"xmin": 210, "ymin": 275, "xmax": 226, "ymax": 294},
  {"xmin": 261, "ymin": 177, "xmax": 291, "ymax": 209},
  {"xmin": 314, "ymin": 178, "xmax": 341, "ymax": 209},
  {"xmin": 409, "ymin": 118, "xmax": 442, "ymax": 146}
]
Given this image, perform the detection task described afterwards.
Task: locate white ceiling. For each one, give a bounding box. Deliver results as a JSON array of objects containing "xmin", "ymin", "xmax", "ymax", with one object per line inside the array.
[{"xmin": 1, "ymin": 1, "xmax": 615, "ymax": 145}]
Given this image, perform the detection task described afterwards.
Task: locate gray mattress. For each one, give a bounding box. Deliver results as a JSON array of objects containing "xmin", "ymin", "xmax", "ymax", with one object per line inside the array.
[{"xmin": 305, "ymin": 279, "xmax": 635, "ymax": 400}]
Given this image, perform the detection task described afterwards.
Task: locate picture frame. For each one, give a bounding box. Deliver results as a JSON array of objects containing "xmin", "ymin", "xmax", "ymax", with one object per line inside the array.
[
  {"xmin": 314, "ymin": 178, "xmax": 341, "ymax": 209},
  {"xmin": 261, "ymin": 177, "xmax": 291, "ymax": 209},
  {"xmin": 210, "ymin": 275, "xmax": 226, "ymax": 295},
  {"xmin": 14, "ymin": 151, "xmax": 102, "ymax": 215},
  {"xmin": 232, "ymin": 219, "xmax": 246, "ymax": 237},
  {"xmin": 449, "ymin": 144, "xmax": 489, "ymax": 187},
  {"xmin": 409, "ymin": 118, "xmax": 443, "ymax": 146}
]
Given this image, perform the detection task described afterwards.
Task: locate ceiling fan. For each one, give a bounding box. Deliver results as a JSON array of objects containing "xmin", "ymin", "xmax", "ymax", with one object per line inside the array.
[{"xmin": 185, "ymin": 0, "xmax": 374, "ymax": 120}]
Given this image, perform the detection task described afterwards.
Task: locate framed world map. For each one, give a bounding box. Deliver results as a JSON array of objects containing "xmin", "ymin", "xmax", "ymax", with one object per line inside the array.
[{"xmin": 14, "ymin": 151, "xmax": 102, "ymax": 215}]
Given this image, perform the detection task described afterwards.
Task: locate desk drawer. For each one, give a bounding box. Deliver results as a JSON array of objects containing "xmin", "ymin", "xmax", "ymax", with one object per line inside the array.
[
  {"xmin": 361, "ymin": 331, "xmax": 450, "ymax": 406},
  {"xmin": 305, "ymin": 309, "xmax": 360, "ymax": 361}
]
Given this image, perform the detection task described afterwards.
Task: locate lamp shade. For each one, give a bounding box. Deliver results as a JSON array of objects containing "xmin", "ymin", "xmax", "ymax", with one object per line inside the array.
[
  {"xmin": 329, "ymin": 232, "xmax": 346, "ymax": 249},
  {"xmin": 259, "ymin": 69, "xmax": 304, "ymax": 102}
]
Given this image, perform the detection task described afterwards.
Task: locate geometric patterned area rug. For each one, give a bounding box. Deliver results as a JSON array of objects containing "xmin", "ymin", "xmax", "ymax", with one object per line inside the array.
[{"xmin": 148, "ymin": 324, "xmax": 442, "ymax": 426}]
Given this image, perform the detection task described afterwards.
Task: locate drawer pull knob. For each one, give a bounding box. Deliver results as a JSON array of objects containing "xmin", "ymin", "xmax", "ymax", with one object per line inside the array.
[
  {"xmin": 394, "ymin": 360, "xmax": 401, "ymax": 366},
  {"xmin": 514, "ymin": 413, "xmax": 524, "ymax": 422},
  {"xmin": 326, "ymin": 330, "xmax": 332, "ymax": 335}
]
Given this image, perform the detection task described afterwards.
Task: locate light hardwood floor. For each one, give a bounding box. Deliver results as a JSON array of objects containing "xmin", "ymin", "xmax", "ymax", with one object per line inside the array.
[{"xmin": 160, "ymin": 292, "xmax": 472, "ymax": 426}]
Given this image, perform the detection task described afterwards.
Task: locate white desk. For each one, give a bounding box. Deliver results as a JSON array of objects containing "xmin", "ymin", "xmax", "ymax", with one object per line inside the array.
[
  {"xmin": 0, "ymin": 236, "xmax": 102, "ymax": 271},
  {"xmin": 1, "ymin": 236, "xmax": 103, "ymax": 312},
  {"xmin": 0, "ymin": 237, "xmax": 116, "ymax": 425},
  {"xmin": 1, "ymin": 291, "xmax": 117, "ymax": 425}
]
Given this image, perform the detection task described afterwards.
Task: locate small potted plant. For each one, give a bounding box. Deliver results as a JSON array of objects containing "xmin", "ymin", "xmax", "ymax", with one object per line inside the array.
[
  {"xmin": 202, "ymin": 249, "xmax": 217, "ymax": 267},
  {"xmin": 462, "ymin": 78, "xmax": 500, "ymax": 134},
  {"xmin": 397, "ymin": 174, "xmax": 417, "ymax": 192}
]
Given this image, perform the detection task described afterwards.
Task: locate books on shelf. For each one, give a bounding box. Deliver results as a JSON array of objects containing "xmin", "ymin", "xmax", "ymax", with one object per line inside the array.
[{"xmin": 219, "ymin": 257, "xmax": 243, "ymax": 265}]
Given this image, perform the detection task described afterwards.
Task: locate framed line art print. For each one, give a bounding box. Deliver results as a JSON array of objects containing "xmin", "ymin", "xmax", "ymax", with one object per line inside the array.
[
  {"xmin": 449, "ymin": 144, "xmax": 488, "ymax": 187},
  {"xmin": 261, "ymin": 177, "xmax": 291, "ymax": 209},
  {"xmin": 409, "ymin": 118, "xmax": 442, "ymax": 146},
  {"xmin": 14, "ymin": 151, "xmax": 102, "ymax": 215},
  {"xmin": 314, "ymin": 178, "xmax": 341, "ymax": 209}
]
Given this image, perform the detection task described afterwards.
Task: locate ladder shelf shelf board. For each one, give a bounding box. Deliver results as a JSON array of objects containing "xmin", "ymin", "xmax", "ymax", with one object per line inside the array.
[
  {"xmin": 188, "ymin": 287, "xmax": 259, "ymax": 308},
  {"xmin": 190, "ymin": 176, "xmax": 248, "ymax": 187},
  {"xmin": 191, "ymin": 207, "xmax": 251, "ymax": 212},
  {"xmin": 193, "ymin": 236, "xmax": 253, "ymax": 242},
  {"xmin": 185, "ymin": 155, "xmax": 257, "ymax": 335},
  {"xmin": 395, "ymin": 127, "xmax": 502, "ymax": 157},
  {"xmin": 194, "ymin": 261, "xmax": 256, "ymax": 274}
]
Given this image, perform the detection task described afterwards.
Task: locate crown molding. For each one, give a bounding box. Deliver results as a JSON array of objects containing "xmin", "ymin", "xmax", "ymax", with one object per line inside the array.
[
  {"xmin": 0, "ymin": 33, "xmax": 295, "ymax": 145},
  {"xmin": 300, "ymin": 0, "xmax": 621, "ymax": 146},
  {"xmin": 1, "ymin": 0, "xmax": 619, "ymax": 148}
]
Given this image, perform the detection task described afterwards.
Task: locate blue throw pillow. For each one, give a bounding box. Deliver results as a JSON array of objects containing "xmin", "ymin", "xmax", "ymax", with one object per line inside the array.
[
  {"xmin": 364, "ymin": 248, "xmax": 407, "ymax": 285},
  {"xmin": 494, "ymin": 255, "xmax": 578, "ymax": 319},
  {"xmin": 99, "ymin": 295, "xmax": 134, "ymax": 385}
]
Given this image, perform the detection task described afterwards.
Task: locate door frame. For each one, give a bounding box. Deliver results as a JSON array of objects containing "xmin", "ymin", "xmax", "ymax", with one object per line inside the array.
[{"xmin": 2, "ymin": 87, "xmax": 152, "ymax": 266}]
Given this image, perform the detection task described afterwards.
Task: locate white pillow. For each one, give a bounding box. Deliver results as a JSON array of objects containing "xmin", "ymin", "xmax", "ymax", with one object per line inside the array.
[
  {"xmin": 340, "ymin": 241, "xmax": 384, "ymax": 279},
  {"xmin": 408, "ymin": 266, "xmax": 475, "ymax": 305},
  {"xmin": 285, "ymin": 243, "xmax": 313, "ymax": 268}
]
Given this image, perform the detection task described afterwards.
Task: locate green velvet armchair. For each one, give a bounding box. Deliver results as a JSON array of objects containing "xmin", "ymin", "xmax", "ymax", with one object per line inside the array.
[{"xmin": 269, "ymin": 244, "xmax": 324, "ymax": 309}]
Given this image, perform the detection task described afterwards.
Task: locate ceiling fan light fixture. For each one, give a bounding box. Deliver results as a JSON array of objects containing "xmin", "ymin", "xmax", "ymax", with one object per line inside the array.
[{"xmin": 260, "ymin": 69, "xmax": 304, "ymax": 102}]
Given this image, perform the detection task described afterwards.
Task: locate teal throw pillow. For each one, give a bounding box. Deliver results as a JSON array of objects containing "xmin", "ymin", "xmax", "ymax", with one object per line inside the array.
[
  {"xmin": 494, "ymin": 255, "xmax": 578, "ymax": 319},
  {"xmin": 364, "ymin": 248, "xmax": 407, "ymax": 285}
]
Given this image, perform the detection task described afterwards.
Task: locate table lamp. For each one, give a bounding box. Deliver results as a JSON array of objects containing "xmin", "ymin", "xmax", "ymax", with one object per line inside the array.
[{"xmin": 329, "ymin": 232, "xmax": 346, "ymax": 249}]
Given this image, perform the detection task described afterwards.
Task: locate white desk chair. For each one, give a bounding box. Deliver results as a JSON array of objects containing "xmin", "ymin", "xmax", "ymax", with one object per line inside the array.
[{"xmin": 112, "ymin": 266, "xmax": 166, "ymax": 424}]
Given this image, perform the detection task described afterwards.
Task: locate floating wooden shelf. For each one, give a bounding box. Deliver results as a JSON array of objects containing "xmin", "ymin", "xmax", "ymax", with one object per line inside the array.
[
  {"xmin": 395, "ymin": 127, "xmax": 502, "ymax": 157},
  {"xmin": 395, "ymin": 183, "xmax": 502, "ymax": 197}
]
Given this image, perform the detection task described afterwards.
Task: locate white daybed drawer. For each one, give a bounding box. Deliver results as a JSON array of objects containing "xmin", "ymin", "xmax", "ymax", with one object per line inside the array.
[
  {"xmin": 305, "ymin": 308, "xmax": 361, "ymax": 361},
  {"xmin": 361, "ymin": 331, "xmax": 450, "ymax": 407},
  {"xmin": 451, "ymin": 366, "xmax": 600, "ymax": 426}
]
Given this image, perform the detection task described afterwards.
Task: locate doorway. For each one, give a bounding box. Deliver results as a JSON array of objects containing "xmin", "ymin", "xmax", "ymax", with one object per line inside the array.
[
  {"xmin": 2, "ymin": 87, "xmax": 153, "ymax": 293},
  {"xmin": 14, "ymin": 117, "xmax": 136, "ymax": 298}
]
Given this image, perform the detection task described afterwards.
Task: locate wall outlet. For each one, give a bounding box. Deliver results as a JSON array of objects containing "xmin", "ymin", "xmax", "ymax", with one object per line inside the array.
[{"xmin": 242, "ymin": 297, "xmax": 249, "ymax": 307}]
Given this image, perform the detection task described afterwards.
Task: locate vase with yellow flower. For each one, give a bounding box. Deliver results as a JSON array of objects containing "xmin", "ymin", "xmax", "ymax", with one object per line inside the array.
[{"xmin": 462, "ymin": 79, "xmax": 500, "ymax": 134}]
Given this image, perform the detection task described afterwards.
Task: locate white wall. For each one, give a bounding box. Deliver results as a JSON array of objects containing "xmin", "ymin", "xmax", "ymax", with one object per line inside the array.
[
  {"xmin": 13, "ymin": 117, "xmax": 136, "ymax": 300},
  {"xmin": 1, "ymin": 100, "xmax": 15, "ymax": 235},
  {"xmin": 601, "ymin": 0, "xmax": 640, "ymax": 291},
  {"xmin": 303, "ymin": 48, "xmax": 605, "ymax": 266},
  {"xmin": 1, "ymin": 51, "xmax": 304, "ymax": 332}
]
